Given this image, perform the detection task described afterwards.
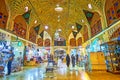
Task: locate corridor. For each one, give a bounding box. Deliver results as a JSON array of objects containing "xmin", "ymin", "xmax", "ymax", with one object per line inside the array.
[{"xmin": 0, "ymin": 63, "xmax": 120, "ymax": 80}]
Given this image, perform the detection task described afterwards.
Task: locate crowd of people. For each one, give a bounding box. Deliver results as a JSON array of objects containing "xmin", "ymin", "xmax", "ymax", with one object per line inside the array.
[
  {"xmin": 66, "ymin": 54, "xmax": 89, "ymax": 71},
  {"xmin": 46, "ymin": 53, "xmax": 89, "ymax": 71}
]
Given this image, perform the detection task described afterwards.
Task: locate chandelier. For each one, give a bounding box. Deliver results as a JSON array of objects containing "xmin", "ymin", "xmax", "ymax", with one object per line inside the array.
[{"xmin": 55, "ymin": 4, "xmax": 63, "ymax": 12}]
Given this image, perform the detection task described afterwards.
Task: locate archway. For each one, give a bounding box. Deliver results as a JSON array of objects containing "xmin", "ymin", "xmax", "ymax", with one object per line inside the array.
[
  {"xmin": 13, "ymin": 15, "xmax": 27, "ymax": 39},
  {"xmin": 29, "ymin": 27, "xmax": 37, "ymax": 43},
  {"xmin": 0, "ymin": 0, "xmax": 8, "ymax": 29},
  {"xmin": 54, "ymin": 48, "xmax": 66, "ymax": 61},
  {"xmin": 70, "ymin": 38, "xmax": 76, "ymax": 46},
  {"xmin": 44, "ymin": 38, "xmax": 50, "ymax": 47}
]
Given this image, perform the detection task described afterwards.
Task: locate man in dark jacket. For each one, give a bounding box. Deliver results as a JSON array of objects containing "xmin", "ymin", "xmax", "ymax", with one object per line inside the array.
[
  {"xmin": 66, "ymin": 54, "xmax": 70, "ymax": 67},
  {"xmin": 71, "ymin": 54, "xmax": 75, "ymax": 67}
]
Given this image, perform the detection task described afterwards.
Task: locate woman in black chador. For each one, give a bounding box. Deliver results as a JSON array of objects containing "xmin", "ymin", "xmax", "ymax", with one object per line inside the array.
[
  {"xmin": 71, "ymin": 54, "xmax": 75, "ymax": 67},
  {"xmin": 66, "ymin": 54, "xmax": 70, "ymax": 67}
]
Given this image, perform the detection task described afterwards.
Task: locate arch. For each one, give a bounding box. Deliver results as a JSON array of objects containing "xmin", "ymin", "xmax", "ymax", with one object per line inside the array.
[
  {"xmin": 37, "ymin": 38, "xmax": 43, "ymax": 46},
  {"xmin": 83, "ymin": 25, "xmax": 89, "ymax": 42},
  {"xmin": 90, "ymin": 12, "xmax": 102, "ymax": 37},
  {"xmin": 13, "ymin": 15, "xmax": 27, "ymax": 39},
  {"xmin": 44, "ymin": 31, "xmax": 51, "ymax": 40},
  {"xmin": 0, "ymin": 0, "xmax": 8, "ymax": 29},
  {"xmin": 44, "ymin": 38, "xmax": 50, "ymax": 47},
  {"xmin": 105, "ymin": 0, "xmax": 120, "ymax": 26},
  {"xmin": 29, "ymin": 27, "xmax": 37, "ymax": 43},
  {"xmin": 77, "ymin": 37, "xmax": 82, "ymax": 46},
  {"xmin": 70, "ymin": 38, "xmax": 76, "ymax": 46}
]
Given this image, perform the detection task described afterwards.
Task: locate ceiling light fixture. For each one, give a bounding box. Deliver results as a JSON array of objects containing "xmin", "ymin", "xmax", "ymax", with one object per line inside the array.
[
  {"xmin": 34, "ymin": 20, "xmax": 37, "ymax": 24},
  {"xmin": 25, "ymin": 6, "xmax": 29, "ymax": 12},
  {"xmin": 58, "ymin": 29, "xmax": 62, "ymax": 32},
  {"xmin": 88, "ymin": 4, "xmax": 92, "ymax": 9},
  {"xmin": 72, "ymin": 26, "xmax": 75, "ymax": 29},
  {"xmin": 55, "ymin": 4, "xmax": 63, "ymax": 12},
  {"xmin": 45, "ymin": 26, "xmax": 48, "ymax": 30},
  {"xmin": 81, "ymin": 19, "xmax": 84, "ymax": 23}
]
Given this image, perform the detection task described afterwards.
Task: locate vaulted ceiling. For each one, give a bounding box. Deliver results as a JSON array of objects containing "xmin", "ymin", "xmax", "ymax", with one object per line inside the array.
[{"xmin": 6, "ymin": 0, "xmax": 105, "ymax": 40}]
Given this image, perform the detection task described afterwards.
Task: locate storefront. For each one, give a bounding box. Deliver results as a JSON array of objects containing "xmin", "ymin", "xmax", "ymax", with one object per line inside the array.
[
  {"xmin": 24, "ymin": 44, "xmax": 38, "ymax": 66},
  {"xmin": 88, "ymin": 38, "xmax": 106, "ymax": 71},
  {"xmin": 0, "ymin": 31, "xmax": 24, "ymax": 75}
]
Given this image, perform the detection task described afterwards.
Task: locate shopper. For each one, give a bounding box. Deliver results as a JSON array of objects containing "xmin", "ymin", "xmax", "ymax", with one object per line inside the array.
[
  {"xmin": 76, "ymin": 54, "xmax": 79, "ymax": 65},
  {"xmin": 6, "ymin": 50, "xmax": 15, "ymax": 75},
  {"xmin": 66, "ymin": 54, "xmax": 70, "ymax": 67},
  {"xmin": 57, "ymin": 56, "xmax": 62, "ymax": 68},
  {"xmin": 71, "ymin": 54, "xmax": 75, "ymax": 67}
]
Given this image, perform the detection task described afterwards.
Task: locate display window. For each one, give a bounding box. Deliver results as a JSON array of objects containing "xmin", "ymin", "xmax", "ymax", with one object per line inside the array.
[{"xmin": 24, "ymin": 44, "xmax": 38, "ymax": 66}]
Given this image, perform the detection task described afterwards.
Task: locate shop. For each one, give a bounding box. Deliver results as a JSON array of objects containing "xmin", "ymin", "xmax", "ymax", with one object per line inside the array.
[
  {"xmin": 101, "ymin": 40, "xmax": 120, "ymax": 73},
  {"xmin": 88, "ymin": 38, "xmax": 106, "ymax": 71},
  {"xmin": 11, "ymin": 36, "xmax": 25, "ymax": 71},
  {"xmin": 0, "ymin": 32, "xmax": 11, "ymax": 76},
  {"xmin": 24, "ymin": 44, "xmax": 38, "ymax": 66}
]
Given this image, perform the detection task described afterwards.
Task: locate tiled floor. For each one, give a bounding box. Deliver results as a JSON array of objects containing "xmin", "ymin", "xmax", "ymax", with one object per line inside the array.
[
  {"xmin": 88, "ymin": 71, "xmax": 120, "ymax": 80},
  {"xmin": 0, "ymin": 63, "xmax": 120, "ymax": 80}
]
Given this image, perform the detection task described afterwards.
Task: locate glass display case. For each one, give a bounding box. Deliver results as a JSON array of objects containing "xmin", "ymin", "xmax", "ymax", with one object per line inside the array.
[{"xmin": 100, "ymin": 40, "xmax": 120, "ymax": 73}]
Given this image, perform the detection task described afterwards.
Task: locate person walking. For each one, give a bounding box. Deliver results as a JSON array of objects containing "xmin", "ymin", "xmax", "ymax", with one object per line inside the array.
[
  {"xmin": 71, "ymin": 54, "xmax": 75, "ymax": 67},
  {"xmin": 66, "ymin": 54, "xmax": 70, "ymax": 67},
  {"xmin": 76, "ymin": 54, "xmax": 79, "ymax": 65},
  {"xmin": 6, "ymin": 50, "xmax": 15, "ymax": 75}
]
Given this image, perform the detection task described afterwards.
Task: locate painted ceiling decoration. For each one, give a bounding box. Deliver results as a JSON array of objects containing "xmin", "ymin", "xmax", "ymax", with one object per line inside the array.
[
  {"xmin": 34, "ymin": 24, "xmax": 40, "ymax": 34},
  {"xmin": 40, "ymin": 30, "xmax": 44, "ymax": 39},
  {"xmin": 76, "ymin": 23, "xmax": 82, "ymax": 33},
  {"xmin": 3, "ymin": 0, "xmax": 106, "ymax": 42},
  {"xmin": 22, "ymin": 10, "xmax": 31, "ymax": 24},
  {"xmin": 72, "ymin": 31, "xmax": 78, "ymax": 38},
  {"xmin": 83, "ymin": 10, "xmax": 94, "ymax": 24}
]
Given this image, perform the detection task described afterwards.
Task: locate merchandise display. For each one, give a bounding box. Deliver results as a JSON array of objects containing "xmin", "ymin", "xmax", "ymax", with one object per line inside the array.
[
  {"xmin": 24, "ymin": 45, "xmax": 38, "ymax": 66},
  {"xmin": 0, "ymin": 40, "xmax": 23, "ymax": 76},
  {"xmin": 101, "ymin": 40, "xmax": 120, "ymax": 73}
]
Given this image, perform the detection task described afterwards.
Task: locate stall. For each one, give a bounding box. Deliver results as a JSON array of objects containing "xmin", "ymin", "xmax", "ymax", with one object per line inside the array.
[
  {"xmin": 11, "ymin": 37, "xmax": 25, "ymax": 72},
  {"xmin": 89, "ymin": 38, "xmax": 106, "ymax": 71},
  {"xmin": 101, "ymin": 40, "xmax": 120, "ymax": 73},
  {"xmin": 0, "ymin": 32, "xmax": 11, "ymax": 76},
  {"xmin": 24, "ymin": 44, "xmax": 38, "ymax": 66}
]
